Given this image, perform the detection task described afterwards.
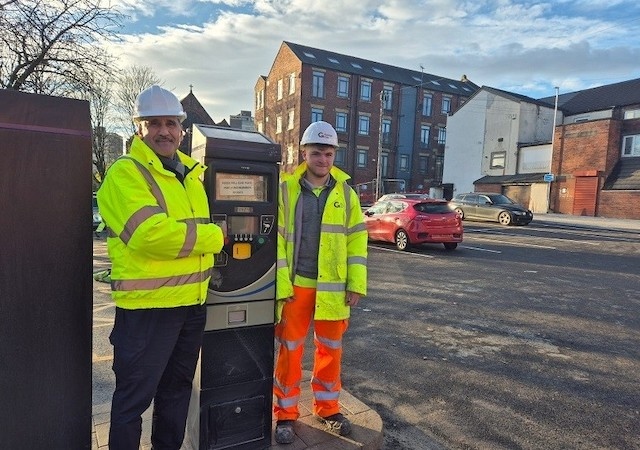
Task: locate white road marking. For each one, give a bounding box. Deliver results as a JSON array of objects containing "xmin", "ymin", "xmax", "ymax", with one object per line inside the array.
[
  {"xmin": 369, "ymin": 245, "xmax": 435, "ymax": 258},
  {"xmin": 470, "ymin": 235, "xmax": 556, "ymax": 249},
  {"xmin": 460, "ymin": 245, "xmax": 502, "ymax": 253}
]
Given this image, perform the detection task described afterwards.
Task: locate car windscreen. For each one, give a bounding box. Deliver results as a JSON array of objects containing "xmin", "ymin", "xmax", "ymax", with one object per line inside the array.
[{"xmin": 413, "ymin": 202, "xmax": 451, "ymax": 214}]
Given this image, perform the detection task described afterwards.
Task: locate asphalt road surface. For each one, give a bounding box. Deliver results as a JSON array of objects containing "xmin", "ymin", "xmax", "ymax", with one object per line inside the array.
[
  {"xmin": 93, "ymin": 217, "xmax": 640, "ymax": 449},
  {"xmin": 341, "ymin": 218, "xmax": 640, "ymax": 449}
]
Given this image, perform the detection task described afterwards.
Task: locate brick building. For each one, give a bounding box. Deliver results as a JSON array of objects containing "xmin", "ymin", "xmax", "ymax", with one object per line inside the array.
[
  {"xmin": 255, "ymin": 41, "xmax": 478, "ymax": 201},
  {"xmin": 542, "ymin": 78, "xmax": 640, "ymax": 219}
]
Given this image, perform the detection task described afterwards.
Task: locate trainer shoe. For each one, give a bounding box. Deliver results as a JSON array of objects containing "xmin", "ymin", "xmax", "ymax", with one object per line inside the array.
[
  {"xmin": 274, "ymin": 420, "xmax": 295, "ymax": 444},
  {"xmin": 317, "ymin": 413, "xmax": 352, "ymax": 436}
]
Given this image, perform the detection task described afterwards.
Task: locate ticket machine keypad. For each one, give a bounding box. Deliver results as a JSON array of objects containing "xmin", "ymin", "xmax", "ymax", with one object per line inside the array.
[{"xmin": 212, "ymin": 214, "xmax": 275, "ymax": 266}]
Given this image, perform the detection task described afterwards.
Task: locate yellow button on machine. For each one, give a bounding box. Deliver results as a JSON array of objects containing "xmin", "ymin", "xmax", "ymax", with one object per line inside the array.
[{"xmin": 232, "ymin": 243, "xmax": 252, "ymax": 260}]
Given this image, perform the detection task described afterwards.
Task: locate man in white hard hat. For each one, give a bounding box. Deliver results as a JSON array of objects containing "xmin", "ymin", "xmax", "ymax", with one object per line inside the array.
[
  {"xmin": 96, "ymin": 85, "xmax": 224, "ymax": 450},
  {"xmin": 273, "ymin": 121, "xmax": 368, "ymax": 444}
]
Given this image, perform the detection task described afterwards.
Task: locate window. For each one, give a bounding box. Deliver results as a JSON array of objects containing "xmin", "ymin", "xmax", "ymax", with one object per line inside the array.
[
  {"xmin": 622, "ymin": 134, "xmax": 640, "ymax": 156},
  {"xmin": 399, "ymin": 154, "xmax": 409, "ymax": 171},
  {"xmin": 418, "ymin": 155, "xmax": 428, "ymax": 173},
  {"xmin": 287, "ymin": 110, "xmax": 294, "ymax": 130},
  {"xmin": 490, "ymin": 151, "xmax": 506, "ymax": 168},
  {"xmin": 277, "ymin": 79, "xmax": 283, "ymax": 100},
  {"xmin": 420, "ymin": 125, "xmax": 430, "ymax": 148},
  {"xmin": 360, "ymin": 80, "xmax": 372, "ymax": 101},
  {"xmin": 441, "ymin": 97, "xmax": 451, "ymax": 114},
  {"xmin": 337, "ymin": 76, "xmax": 350, "ymax": 98},
  {"xmin": 382, "ymin": 119, "xmax": 391, "ymax": 145},
  {"xmin": 256, "ymin": 122, "xmax": 263, "ymax": 133},
  {"xmin": 422, "ymin": 93, "xmax": 432, "ymax": 116},
  {"xmin": 381, "ymin": 152, "xmax": 389, "ymax": 177},
  {"xmin": 311, "ymin": 107, "xmax": 323, "ymax": 122},
  {"xmin": 256, "ymin": 89, "xmax": 264, "ymax": 110},
  {"xmin": 312, "ymin": 71, "xmax": 324, "ymax": 98},
  {"xmin": 336, "ymin": 112, "xmax": 348, "ymax": 132},
  {"xmin": 624, "ymin": 109, "xmax": 640, "ymax": 120},
  {"xmin": 288, "ymin": 73, "xmax": 296, "ymax": 95},
  {"xmin": 335, "ymin": 147, "xmax": 346, "ymax": 167},
  {"xmin": 437, "ymin": 127, "xmax": 446, "ymax": 145},
  {"xmin": 286, "ymin": 144, "xmax": 295, "ymax": 165},
  {"xmin": 276, "ymin": 115, "xmax": 282, "ymax": 134},
  {"xmin": 358, "ymin": 115, "xmax": 370, "ymax": 135},
  {"xmin": 382, "ymin": 87, "xmax": 393, "ymax": 110},
  {"xmin": 357, "ymin": 149, "xmax": 368, "ymax": 168}
]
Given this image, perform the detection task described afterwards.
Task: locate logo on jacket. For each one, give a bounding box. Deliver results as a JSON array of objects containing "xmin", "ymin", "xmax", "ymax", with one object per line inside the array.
[{"xmin": 333, "ymin": 201, "xmax": 343, "ymax": 208}]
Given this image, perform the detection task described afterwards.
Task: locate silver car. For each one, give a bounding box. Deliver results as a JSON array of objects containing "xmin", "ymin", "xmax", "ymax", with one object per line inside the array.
[{"xmin": 449, "ymin": 193, "xmax": 533, "ymax": 225}]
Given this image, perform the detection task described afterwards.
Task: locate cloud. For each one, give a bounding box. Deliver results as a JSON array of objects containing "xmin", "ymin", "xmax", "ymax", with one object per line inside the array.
[{"xmin": 102, "ymin": 0, "xmax": 640, "ymax": 123}]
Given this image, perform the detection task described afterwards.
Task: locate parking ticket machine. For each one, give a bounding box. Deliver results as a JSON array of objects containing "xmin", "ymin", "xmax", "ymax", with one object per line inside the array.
[{"xmin": 190, "ymin": 124, "xmax": 281, "ymax": 450}]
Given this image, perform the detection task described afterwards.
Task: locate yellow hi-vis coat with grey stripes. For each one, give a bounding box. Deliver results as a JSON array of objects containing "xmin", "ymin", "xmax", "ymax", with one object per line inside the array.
[
  {"xmin": 276, "ymin": 162, "xmax": 367, "ymax": 321},
  {"xmin": 96, "ymin": 136, "xmax": 224, "ymax": 310}
]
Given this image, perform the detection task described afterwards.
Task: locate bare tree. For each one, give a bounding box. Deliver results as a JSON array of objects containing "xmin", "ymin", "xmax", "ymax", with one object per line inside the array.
[
  {"xmin": 113, "ymin": 65, "xmax": 163, "ymax": 136},
  {"xmin": 0, "ymin": 0, "xmax": 122, "ymax": 96}
]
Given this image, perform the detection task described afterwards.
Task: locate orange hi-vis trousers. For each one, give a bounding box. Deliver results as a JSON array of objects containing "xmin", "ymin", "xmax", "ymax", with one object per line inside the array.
[{"xmin": 273, "ymin": 285, "xmax": 349, "ymax": 421}]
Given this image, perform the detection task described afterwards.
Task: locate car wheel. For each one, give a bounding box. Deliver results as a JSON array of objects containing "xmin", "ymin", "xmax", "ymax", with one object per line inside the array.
[
  {"xmin": 443, "ymin": 242, "xmax": 457, "ymax": 250},
  {"xmin": 395, "ymin": 229, "xmax": 410, "ymax": 251},
  {"xmin": 454, "ymin": 207, "xmax": 465, "ymax": 219},
  {"xmin": 498, "ymin": 211, "xmax": 512, "ymax": 225}
]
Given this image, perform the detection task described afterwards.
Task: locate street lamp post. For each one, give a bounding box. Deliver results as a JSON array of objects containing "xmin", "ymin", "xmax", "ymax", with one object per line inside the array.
[{"xmin": 375, "ymin": 90, "xmax": 388, "ymax": 200}]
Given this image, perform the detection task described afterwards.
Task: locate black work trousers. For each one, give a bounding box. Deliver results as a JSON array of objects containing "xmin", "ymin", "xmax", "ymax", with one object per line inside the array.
[{"xmin": 108, "ymin": 304, "xmax": 206, "ymax": 450}]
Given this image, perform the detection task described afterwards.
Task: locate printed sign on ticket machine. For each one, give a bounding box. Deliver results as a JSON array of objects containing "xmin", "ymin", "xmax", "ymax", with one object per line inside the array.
[{"xmin": 189, "ymin": 124, "xmax": 280, "ymax": 450}]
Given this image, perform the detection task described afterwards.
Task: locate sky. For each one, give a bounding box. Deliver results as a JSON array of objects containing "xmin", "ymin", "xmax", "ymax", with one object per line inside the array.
[{"xmin": 103, "ymin": 0, "xmax": 640, "ymax": 124}]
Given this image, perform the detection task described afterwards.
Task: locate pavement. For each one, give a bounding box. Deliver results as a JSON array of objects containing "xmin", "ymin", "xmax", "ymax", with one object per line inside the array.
[
  {"xmin": 531, "ymin": 211, "xmax": 640, "ymax": 232},
  {"xmin": 91, "ymin": 238, "xmax": 384, "ymax": 450}
]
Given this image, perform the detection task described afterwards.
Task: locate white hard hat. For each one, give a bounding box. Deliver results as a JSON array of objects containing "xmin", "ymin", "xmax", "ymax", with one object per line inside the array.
[
  {"xmin": 133, "ymin": 85, "xmax": 187, "ymax": 122},
  {"xmin": 300, "ymin": 121, "xmax": 339, "ymax": 147}
]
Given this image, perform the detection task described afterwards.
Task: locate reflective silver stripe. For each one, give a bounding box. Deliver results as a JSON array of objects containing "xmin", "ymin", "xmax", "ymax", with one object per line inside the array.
[
  {"xmin": 111, "ymin": 270, "xmax": 206, "ymax": 291},
  {"xmin": 313, "ymin": 391, "xmax": 340, "ymax": 401},
  {"xmin": 344, "ymin": 182, "xmax": 352, "ymax": 225},
  {"xmin": 274, "ymin": 378, "xmax": 300, "ymax": 396},
  {"xmin": 316, "ymin": 281, "xmax": 346, "ymax": 292},
  {"xmin": 277, "ymin": 258, "xmax": 289, "ymax": 269},
  {"xmin": 276, "ymin": 395, "xmax": 299, "ymax": 409},
  {"xmin": 348, "ymin": 256, "xmax": 367, "ymax": 266},
  {"xmin": 281, "ymin": 182, "xmax": 289, "ymax": 233},
  {"xmin": 123, "ymin": 157, "xmax": 168, "ymax": 212},
  {"xmin": 348, "ymin": 222, "xmax": 367, "ymax": 234},
  {"xmin": 277, "ymin": 225, "xmax": 286, "ymax": 236},
  {"xmin": 278, "ymin": 336, "xmax": 306, "ymax": 351},
  {"xmin": 120, "ymin": 205, "xmax": 164, "ymax": 244},
  {"xmin": 312, "ymin": 377, "xmax": 338, "ymax": 392},
  {"xmin": 321, "ymin": 223, "xmax": 346, "ymax": 234},
  {"xmin": 177, "ymin": 220, "xmax": 197, "ymax": 258},
  {"xmin": 315, "ymin": 334, "xmax": 342, "ymax": 349},
  {"xmin": 106, "ymin": 227, "xmax": 117, "ymax": 238}
]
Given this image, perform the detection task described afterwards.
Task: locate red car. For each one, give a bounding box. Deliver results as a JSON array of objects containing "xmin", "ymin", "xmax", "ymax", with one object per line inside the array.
[{"xmin": 364, "ymin": 199, "xmax": 463, "ymax": 251}]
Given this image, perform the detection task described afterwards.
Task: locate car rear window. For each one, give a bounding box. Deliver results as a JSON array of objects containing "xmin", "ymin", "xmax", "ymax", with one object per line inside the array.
[{"xmin": 413, "ymin": 202, "xmax": 451, "ymax": 213}]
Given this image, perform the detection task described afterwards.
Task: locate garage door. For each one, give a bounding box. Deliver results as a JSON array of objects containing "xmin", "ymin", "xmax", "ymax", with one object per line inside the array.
[
  {"xmin": 504, "ymin": 185, "xmax": 531, "ymax": 208},
  {"xmin": 572, "ymin": 176, "xmax": 598, "ymax": 216}
]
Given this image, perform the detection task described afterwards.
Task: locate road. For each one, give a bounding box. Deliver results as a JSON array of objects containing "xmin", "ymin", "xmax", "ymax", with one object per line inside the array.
[{"xmin": 341, "ymin": 219, "xmax": 640, "ymax": 449}]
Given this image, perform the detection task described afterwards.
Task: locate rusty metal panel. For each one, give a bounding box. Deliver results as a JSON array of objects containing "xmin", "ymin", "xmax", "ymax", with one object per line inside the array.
[{"xmin": 0, "ymin": 89, "xmax": 93, "ymax": 448}]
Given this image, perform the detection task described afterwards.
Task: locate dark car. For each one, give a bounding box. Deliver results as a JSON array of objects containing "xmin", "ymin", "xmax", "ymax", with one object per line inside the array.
[
  {"xmin": 364, "ymin": 199, "xmax": 463, "ymax": 250},
  {"xmin": 92, "ymin": 194, "xmax": 102, "ymax": 230},
  {"xmin": 449, "ymin": 192, "xmax": 533, "ymax": 225}
]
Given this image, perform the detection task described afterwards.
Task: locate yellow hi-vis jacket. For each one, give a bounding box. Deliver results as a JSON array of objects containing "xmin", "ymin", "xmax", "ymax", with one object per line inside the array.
[
  {"xmin": 276, "ymin": 162, "xmax": 368, "ymax": 321},
  {"xmin": 96, "ymin": 136, "xmax": 224, "ymax": 310}
]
